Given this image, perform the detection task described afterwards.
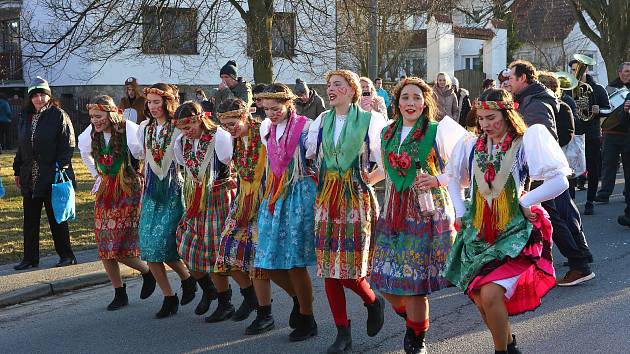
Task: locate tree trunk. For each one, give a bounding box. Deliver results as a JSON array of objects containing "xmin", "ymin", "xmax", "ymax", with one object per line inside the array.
[{"xmin": 246, "ymin": 0, "xmax": 274, "ymax": 83}]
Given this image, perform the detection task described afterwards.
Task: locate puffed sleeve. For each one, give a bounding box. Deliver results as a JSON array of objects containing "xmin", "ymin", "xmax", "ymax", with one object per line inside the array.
[
  {"xmin": 306, "ymin": 111, "xmax": 327, "ymax": 159},
  {"xmin": 125, "ymin": 120, "xmax": 143, "ymax": 159},
  {"xmin": 77, "ymin": 125, "xmax": 98, "ymax": 178},
  {"xmin": 173, "ymin": 133, "xmax": 185, "ymax": 166},
  {"xmin": 446, "ymin": 134, "xmax": 476, "ymax": 218},
  {"xmin": 435, "ymin": 115, "xmax": 470, "ymax": 186},
  {"xmin": 136, "ymin": 120, "xmax": 149, "ymax": 160},
  {"xmin": 523, "ymin": 124, "xmax": 572, "ymax": 180},
  {"xmin": 368, "ymin": 111, "xmax": 387, "ymax": 171},
  {"xmin": 214, "ymin": 127, "xmax": 234, "ymax": 164},
  {"xmin": 260, "ymin": 118, "xmax": 271, "ymax": 147}
]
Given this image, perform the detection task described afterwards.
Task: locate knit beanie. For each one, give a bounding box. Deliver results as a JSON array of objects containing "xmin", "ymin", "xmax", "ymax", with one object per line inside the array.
[
  {"xmin": 220, "ymin": 60, "xmax": 238, "ymax": 80},
  {"xmin": 125, "ymin": 76, "xmax": 139, "ymax": 87},
  {"xmin": 28, "ymin": 76, "xmax": 51, "ymax": 97},
  {"xmin": 294, "ymin": 79, "xmax": 309, "ymax": 95}
]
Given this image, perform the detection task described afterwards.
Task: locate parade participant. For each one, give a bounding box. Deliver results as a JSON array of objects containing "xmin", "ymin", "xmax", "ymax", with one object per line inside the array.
[
  {"xmin": 445, "ymin": 88, "xmax": 571, "ymax": 354},
  {"xmin": 119, "ymin": 77, "xmax": 146, "ymax": 124},
  {"xmin": 213, "ymin": 60, "xmax": 253, "ymax": 119},
  {"xmin": 498, "ymin": 70, "xmax": 511, "ymax": 92},
  {"xmin": 252, "ymin": 84, "xmax": 268, "ymax": 119},
  {"xmin": 215, "ymin": 98, "xmax": 283, "ymax": 334},
  {"xmin": 255, "ymin": 83, "xmax": 318, "ymax": 342},
  {"xmin": 295, "ymin": 78, "xmax": 326, "ymax": 121},
  {"xmin": 616, "ymin": 92, "xmax": 630, "ymax": 227},
  {"xmin": 537, "ymin": 72, "xmax": 575, "ymax": 148},
  {"xmin": 137, "ymin": 83, "xmax": 196, "ymax": 318},
  {"xmin": 509, "ymin": 60, "xmax": 594, "ymax": 286},
  {"xmin": 306, "ymin": 70, "xmax": 387, "ymax": 353},
  {"xmin": 432, "ymin": 72, "xmax": 459, "ymax": 121},
  {"xmin": 370, "ymin": 77, "xmax": 467, "ymax": 354},
  {"xmin": 569, "ymin": 57, "xmax": 610, "ymax": 214},
  {"xmin": 78, "ymin": 95, "xmax": 156, "ymax": 310},
  {"xmin": 359, "ymin": 77, "xmax": 388, "ymax": 119}
]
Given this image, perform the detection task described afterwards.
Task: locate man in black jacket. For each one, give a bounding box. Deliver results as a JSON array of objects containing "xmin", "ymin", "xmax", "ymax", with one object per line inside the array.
[
  {"xmin": 617, "ymin": 93, "xmax": 630, "ymax": 227},
  {"xmin": 509, "ymin": 60, "xmax": 595, "ymax": 286}
]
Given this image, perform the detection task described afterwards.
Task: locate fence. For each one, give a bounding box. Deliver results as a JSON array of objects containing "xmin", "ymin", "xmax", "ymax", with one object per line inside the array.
[{"xmin": 454, "ymin": 69, "xmax": 487, "ymax": 100}]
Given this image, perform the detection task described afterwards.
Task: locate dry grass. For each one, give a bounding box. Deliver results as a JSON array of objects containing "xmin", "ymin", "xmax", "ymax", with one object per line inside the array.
[{"xmin": 0, "ymin": 151, "xmax": 97, "ymax": 265}]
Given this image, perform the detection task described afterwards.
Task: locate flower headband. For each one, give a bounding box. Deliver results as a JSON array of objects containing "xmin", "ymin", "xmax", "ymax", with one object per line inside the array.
[
  {"xmin": 143, "ymin": 87, "xmax": 175, "ymax": 99},
  {"xmin": 474, "ymin": 100, "xmax": 519, "ymax": 111},
  {"xmin": 86, "ymin": 103, "xmax": 123, "ymax": 114},
  {"xmin": 172, "ymin": 111, "xmax": 212, "ymax": 126},
  {"xmin": 255, "ymin": 91, "xmax": 297, "ymax": 100},
  {"xmin": 217, "ymin": 107, "xmax": 251, "ymax": 120}
]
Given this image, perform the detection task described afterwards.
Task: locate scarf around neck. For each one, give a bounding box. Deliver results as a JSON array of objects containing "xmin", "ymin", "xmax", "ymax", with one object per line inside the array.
[
  {"xmin": 321, "ymin": 104, "xmax": 371, "ymax": 174},
  {"xmin": 267, "ymin": 111, "xmax": 307, "ymax": 178}
]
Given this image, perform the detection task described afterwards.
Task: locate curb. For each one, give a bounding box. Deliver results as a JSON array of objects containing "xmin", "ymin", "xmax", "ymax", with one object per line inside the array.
[{"xmin": 0, "ymin": 268, "xmax": 139, "ymax": 308}]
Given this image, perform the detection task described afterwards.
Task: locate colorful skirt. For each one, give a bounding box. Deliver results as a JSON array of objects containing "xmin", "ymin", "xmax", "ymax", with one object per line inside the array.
[
  {"xmin": 94, "ymin": 186, "xmax": 142, "ymax": 260},
  {"xmin": 177, "ymin": 179, "xmax": 235, "ymax": 272},
  {"xmin": 138, "ymin": 186, "xmax": 184, "ymax": 263},
  {"xmin": 254, "ymin": 178, "xmax": 316, "ymax": 270}
]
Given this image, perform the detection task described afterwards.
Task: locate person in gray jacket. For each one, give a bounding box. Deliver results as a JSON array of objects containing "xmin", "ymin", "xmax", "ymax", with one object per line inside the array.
[{"xmin": 294, "ymin": 78, "xmax": 325, "ymax": 120}]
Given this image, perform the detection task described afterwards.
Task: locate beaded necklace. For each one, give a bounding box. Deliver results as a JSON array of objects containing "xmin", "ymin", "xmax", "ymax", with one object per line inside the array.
[
  {"xmin": 183, "ymin": 130, "xmax": 215, "ymax": 182},
  {"xmin": 234, "ymin": 120, "xmax": 262, "ymax": 182},
  {"xmin": 147, "ymin": 120, "xmax": 174, "ymax": 166}
]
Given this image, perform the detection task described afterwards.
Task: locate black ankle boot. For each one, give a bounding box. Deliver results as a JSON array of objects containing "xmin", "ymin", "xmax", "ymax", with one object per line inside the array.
[
  {"xmin": 495, "ymin": 351, "xmax": 508, "ymax": 354},
  {"xmin": 140, "ymin": 270, "xmax": 156, "ymax": 300},
  {"xmin": 194, "ymin": 274, "xmax": 218, "ymax": 315},
  {"xmin": 180, "ymin": 276, "xmax": 197, "ymax": 305},
  {"xmin": 289, "ymin": 296, "xmax": 300, "ymax": 329},
  {"xmin": 155, "ymin": 294, "xmax": 179, "ymax": 319},
  {"xmin": 232, "ymin": 285, "xmax": 258, "ymax": 321},
  {"xmin": 205, "ymin": 288, "xmax": 235, "ymax": 323},
  {"xmin": 245, "ymin": 304, "xmax": 275, "ymax": 335},
  {"xmin": 288, "ymin": 313, "xmax": 318, "ymax": 342},
  {"xmin": 507, "ymin": 334, "xmax": 522, "ymax": 354},
  {"xmin": 107, "ymin": 284, "xmax": 129, "ymax": 311},
  {"xmin": 403, "ymin": 328, "xmax": 426, "ymax": 354},
  {"xmin": 365, "ymin": 294, "xmax": 385, "ymax": 337},
  {"xmin": 326, "ymin": 320, "xmax": 352, "ymax": 353}
]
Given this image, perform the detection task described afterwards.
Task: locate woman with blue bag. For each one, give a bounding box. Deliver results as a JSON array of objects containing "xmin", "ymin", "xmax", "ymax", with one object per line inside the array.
[{"xmin": 12, "ymin": 77, "xmax": 77, "ymax": 271}]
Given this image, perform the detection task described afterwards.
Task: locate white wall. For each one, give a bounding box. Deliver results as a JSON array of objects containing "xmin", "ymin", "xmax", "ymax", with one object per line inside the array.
[{"xmin": 454, "ymin": 38, "xmax": 485, "ymax": 71}]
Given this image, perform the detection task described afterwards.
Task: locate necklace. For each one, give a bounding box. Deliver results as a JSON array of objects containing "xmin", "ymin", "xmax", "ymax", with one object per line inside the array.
[
  {"xmin": 183, "ymin": 131, "xmax": 215, "ymax": 182},
  {"xmin": 474, "ymin": 132, "xmax": 514, "ymax": 185},
  {"xmin": 234, "ymin": 120, "xmax": 262, "ymax": 182},
  {"xmin": 147, "ymin": 120, "xmax": 174, "ymax": 166}
]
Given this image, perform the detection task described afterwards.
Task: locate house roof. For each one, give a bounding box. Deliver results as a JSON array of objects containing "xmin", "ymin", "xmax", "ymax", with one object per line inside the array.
[
  {"xmin": 512, "ymin": 0, "xmax": 576, "ymax": 42},
  {"xmin": 453, "ymin": 26, "xmax": 495, "ymax": 40}
]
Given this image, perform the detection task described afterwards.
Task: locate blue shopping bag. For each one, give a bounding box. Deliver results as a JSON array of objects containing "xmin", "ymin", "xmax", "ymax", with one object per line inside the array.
[
  {"xmin": 0, "ymin": 175, "xmax": 5, "ymax": 198},
  {"xmin": 51, "ymin": 164, "xmax": 75, "ymax": 223}
]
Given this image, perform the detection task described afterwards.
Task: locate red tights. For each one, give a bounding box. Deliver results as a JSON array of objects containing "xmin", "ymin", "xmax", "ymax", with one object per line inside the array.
[{"xmin": 324, "ymin": 277, "xmax": 377, "ymax": 326}]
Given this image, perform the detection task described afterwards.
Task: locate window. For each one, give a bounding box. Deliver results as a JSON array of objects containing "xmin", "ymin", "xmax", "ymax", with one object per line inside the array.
[
  {"xmin": 464, "ymin": 56, "xmax": 481, "ymax": 70},
  {"xmin": 0, "ymin": 18, "xmax": 20, "ymax": 53},
  {"xmin": 247, "ymin": 12, "xmax": 296, "ymax": 59},
  {"xmin": 142, "ymin": 7, "xmax": 197, "ymax": 55}
]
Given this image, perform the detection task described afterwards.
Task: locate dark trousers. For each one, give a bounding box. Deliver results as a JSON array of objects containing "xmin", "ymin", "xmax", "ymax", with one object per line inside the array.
[
  {"xmin": 22, "ymin": 194, "xmax": 74, "ymax": 262},
  {"xmin": 541, "ymin": 190, "xmax": 592, "ymax": 273},
  {"xmin": 598, "ymin": 134, "xmax": 625, "ymax": 198},
  {"xmin": 623, "ymin": 143, "xmax": 630, "ymax": 217},
  {"xmin": 585, "ymin": 137, "xmax": 601, "ymax": 201}
]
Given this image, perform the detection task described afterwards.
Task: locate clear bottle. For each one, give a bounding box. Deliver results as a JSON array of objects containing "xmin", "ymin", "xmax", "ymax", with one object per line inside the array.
[{"xmin": 414, "ymin": 165, "xmax": 435, "ymax": 216}]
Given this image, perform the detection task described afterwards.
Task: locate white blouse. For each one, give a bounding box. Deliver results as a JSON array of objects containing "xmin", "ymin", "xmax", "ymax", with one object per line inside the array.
[
  {"xmin": 173, "ymin": 127, "xmax": 233, "ymax": 166},
  {"xmin": 77, "ymin": 120, "xmax": 142, "ymax": 178}
]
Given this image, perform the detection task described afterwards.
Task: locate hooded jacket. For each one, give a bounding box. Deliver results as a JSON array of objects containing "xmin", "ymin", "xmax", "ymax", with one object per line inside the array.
[
  {"xmin": 295, "ymin": 89, "xmax": 326, "ymax": 121},
  {"xmin": 515, "ymin": 81, "xmax": 559, "ymax": 140}
]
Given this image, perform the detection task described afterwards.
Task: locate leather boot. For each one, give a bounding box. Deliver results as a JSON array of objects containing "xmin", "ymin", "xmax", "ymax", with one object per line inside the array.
[
  {"xmin": 245, "ymin": 304, "xmax": 275, "ymax": 335},
  {"xmin": 140, "ymin": 270, "xmax": 156, "ymax": 299},
  {"xmin": 288, "ymin": 313, "xmax": 318, "ymax": 342},
  {"xmin": 107, "ymin": 284, "xmax": 129, "ymax": 311},
  {"xmin": 326, "ymin": 320, "xmax": 352, "ymax": 353},
  {"xmin": 507, "ymin": 334, "xmax": 522, "ymax": 354},
  {"xmin": 205, "ymin": 288, "xmax": 235, "ymax": 323},
  {"xmin": 365, "ymin": 294, "xmax": 385, "ymax": 337},
  {"xmin": 403, "ymin": 328, "xmax": 426, "ymax": 354},
  {"xmin": 180, "ymin": 276, "xmax": 197, "ymax": 305},
  {"xmin": 289, "ymin": 296, "xmax": 300, "ymax": 329},
  {"xmin": 194, "ymin": 274, "xmax": 218, "ymax": 315},
  {"xmin": 14, "ymin": 260, "xmax": 39, "ymax": 270},
  {"xmin": 232, "ymin": 285, "xmax": 258, "ymax": 321},
  {"xmin": 155, "ymin": 294, "xmax": 179, "ymax": 319}
]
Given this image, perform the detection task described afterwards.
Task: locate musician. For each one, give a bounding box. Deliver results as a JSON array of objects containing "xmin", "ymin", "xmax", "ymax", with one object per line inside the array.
[
  {"xmin": 597, "ymin": 62, "xmax": 630, "ymax": 203},
  {"xmin": 569, "ymin": 58, "xmax": 610, "ymax": 215}
]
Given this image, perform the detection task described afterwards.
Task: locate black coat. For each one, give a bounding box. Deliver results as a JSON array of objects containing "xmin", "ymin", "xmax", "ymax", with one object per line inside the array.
[
  {"xmin": 574, "ymin": 74, "xmax": 610, "ymax": 138},
  {"xmin": 13, "ymin": 105, "xmax": 76, "ymax": 198},
  {"xmin": 515, "ymin": 81, "xmax": 559, "ymax": 140}
]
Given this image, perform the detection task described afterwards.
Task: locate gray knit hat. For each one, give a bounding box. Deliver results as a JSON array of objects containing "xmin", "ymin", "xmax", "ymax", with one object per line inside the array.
[
  {"xmin": 220, "ymin": 60, "xmax": 238, "ymax": 80},
  {"xmin": 294, "ymin": 78, "xmax": 309, "ymax": 95},
  {"xmin": 28, "ymin": 76, "xmax": 51, "ymax": 97}
]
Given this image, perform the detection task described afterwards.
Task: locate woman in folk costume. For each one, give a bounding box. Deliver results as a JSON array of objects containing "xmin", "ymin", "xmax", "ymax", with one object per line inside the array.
[
  {"xmin": 255, "ymin": 83, "xmax": 317, "ymax": 342},
  {"xmin": 444, "ymin": 89, "xmax": 571, "ymax": 354},
  {"xmin": 137, "ymin": 84, "xmax": 196, "ymax": 318},
  {"xmin": 370, "ymin": 78, "xmax": 468, "ymax": 354},
  {"xmin": 305, "ymin": 69, "xmax": 388, "ymax": 353},
  {"xmin": 215, "ymin": 98, "xmax": 281, "ymax": 334},
  {"xmin": 78, "ymin": 95, "xmax": 156, "ymax": 311}
]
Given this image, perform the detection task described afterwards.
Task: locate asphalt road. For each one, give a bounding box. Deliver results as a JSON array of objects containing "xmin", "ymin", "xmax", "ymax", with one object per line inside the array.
[{"xmin": 1, "ymin": 183, "xmax": 629, "ymax": 353}]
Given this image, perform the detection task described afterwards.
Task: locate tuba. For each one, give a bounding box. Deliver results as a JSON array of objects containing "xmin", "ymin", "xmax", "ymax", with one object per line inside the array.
[{"xmin": 571, "ymin": 54, "xmax": 596, "ymax": 122}]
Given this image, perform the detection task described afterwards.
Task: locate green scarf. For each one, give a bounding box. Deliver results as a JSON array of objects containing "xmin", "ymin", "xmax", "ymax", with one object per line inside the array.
[
  {"xmin": 322, "ymin": 104, "xmax": 372, "ymax": 174},
  {"xmin": 96, "ymin": 137, "xmax": 125, "ymax": 176},
  {"xmin": 381, "ymin": 116, "xmax": 438, "ymax": 192}
]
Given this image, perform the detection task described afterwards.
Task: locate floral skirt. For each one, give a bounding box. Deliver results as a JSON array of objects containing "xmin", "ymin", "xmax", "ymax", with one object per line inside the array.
[
  {"xmin": 138, "ymin": 190, "xmax": 184, "ymax": 263},
  {"xmin": 94, "ymin": 189, "xmax": 142, "ymax": 260}
]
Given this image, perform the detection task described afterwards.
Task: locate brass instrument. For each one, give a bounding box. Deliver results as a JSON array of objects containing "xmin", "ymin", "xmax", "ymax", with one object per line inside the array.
[
  {"xmin": 571, "ymin": 54, "xmax": 596, "ymax": 122},
  {"xmin": 554, "ymin": 71, "xmax": 578, "ymax": 91}
]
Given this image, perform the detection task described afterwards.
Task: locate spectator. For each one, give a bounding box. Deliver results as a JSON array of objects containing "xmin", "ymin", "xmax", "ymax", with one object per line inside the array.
[
  {"xmin": 359, "ymin": 77, "xmax": 388, "ymax": 118},
  {"xmin": 537, "ymin": 71, "xmax": 575, "ymax": 148},
  {"xmin": 498, "ymin": 69, "xmax": 511, "ymax": 92},
  {"xmin": 13, "ymin": 77, "xmax": 77, "ymax": 270},
  {"xmin": 432, "ymin": 72, "xmax": 459, "ymax": 121},
  {"xmin": 373, "ymin": 78, "xmax": 391, "ymax": 109},
  {"xmin": 482, "ymin": 78, "xmax": 496, "ymax": 91},
  {"xmin": 294, "ymin": 79, "xmax": 325, "ymax": 120},
  {"xmin": 213, "ymin": 60, "xmax": 253, "ymax": 120},
  {"xmin": 119, "ymin": 77, "xmax": 146, "ymax": 124},
  {"xmin": 0, "ymin": 93, "xmax": 12, "ymax": 153},
  {"xmin": 195, "ymin": 88, "xmax": 214, "ymax": 113},
  {"xmin": 252, "ymin": 83, "xmax": 268, "ymax": 119},
  {"xmin": 451, "ymin": 77, "xmax": 471, "ymax": 127}
]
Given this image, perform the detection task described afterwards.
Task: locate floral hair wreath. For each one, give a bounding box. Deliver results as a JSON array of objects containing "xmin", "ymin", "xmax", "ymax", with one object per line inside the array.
[
  {"xmin": 143, "ymin": 87, "xmax": 176, "ymax": 100},
  {"xmin": 217, "ymin": 108, "xmax": 249, "ymax": 120},
  {"xmin": 255, "ymin": 91, "xmax": 297, "ymax": 101},
  {"xmin": 473, "ymin": 100, "xmax": 519, "ymax": 111},
  {"xmin": 86, "ymin": 103, "xmax": 123, "ymax": 114},
  {"xmin": 172, "ymin": 111, "xmax": 212, "ymax": 126}
]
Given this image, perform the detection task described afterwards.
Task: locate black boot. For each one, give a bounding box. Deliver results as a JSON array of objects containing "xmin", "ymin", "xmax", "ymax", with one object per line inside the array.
[
  {"xmin": 107, "ymin": 284, "xmax": 129, "ymax": 311},
  {"xmin": 194, "ymin": 274, "xmax": 218, "ymax": 315},
  {"xmin": 365, "ymin": 294, "xmax": 385, "ymax": 337},
  {"xmin": 232, "ymin": 285, "xmax": 258, "ymax": 321},
  {"xmin": 495, "ymin": 351, "xmax": 508, "ymax": 354},
  {"xmin": 14, "ymin": 259, "xmax": 39, "ymax": 270},
  {"xmin": 288, "ymin": 313, "xmax": 318, "ymax": 342},
  {"xmin": 180, "ymin": 276, "xmax": 197, "ymax": 305},
  {"xmin": 155, "ymin": 294, "xmax": 179, "ymax": 319},
  {"xmin": 140, "ymin": 270, "xmax": 156, "ymax": 300},
  {"xmin": 507, "ymin": 334, "xmax": 522, "ymax": 354},
  {"xmin": 326, "ymin": 320, "xmax": 352, "ymax": 353},
  {"xmin": 205, "ymin": 288, "xmax": 235, "ymax": 323},
  {"xmin": 289, "ymin": 296, "xmax": 300, "ymax": 329},
  {"xmin": 245, "ymin": 304, "xmax": 275, "ymax": 335},
  {"xmin": 403, "ymin": 328, "xmax": 426, "ymax": 354}
]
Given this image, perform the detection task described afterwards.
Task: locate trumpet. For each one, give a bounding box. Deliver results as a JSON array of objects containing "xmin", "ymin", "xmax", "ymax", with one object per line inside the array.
[{"xmin": 571, "ymin": 54, "xmax": 596, "ymax": 122}]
